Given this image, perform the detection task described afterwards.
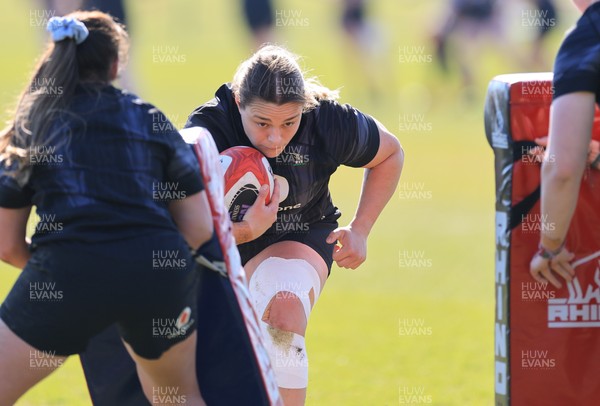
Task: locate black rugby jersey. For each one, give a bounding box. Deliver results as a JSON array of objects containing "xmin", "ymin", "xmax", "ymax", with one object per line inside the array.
[
  {"xmin": 185, "ymin": 83, "xmax": 380, "ymax": 234},
  {"xmin": 553, "ymin": 2, "xmax": 600, "ymax": 102},
  {"xmin": 0, "ymin": 84, "xmax": 204, "ymax": 246}
]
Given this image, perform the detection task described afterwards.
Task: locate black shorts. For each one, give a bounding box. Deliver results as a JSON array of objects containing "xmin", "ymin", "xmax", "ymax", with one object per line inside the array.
[
  {"xmin": 342, "ymin": 2, "xmax": 365, "ymax": 31},
  {"xmin": 0, "ymin": 234, "xmax": 198, "ymax": 359},
  {"xmin": 237, "ymin": 211, "xmax": 340, "ymax": 273},
  {"xmin": 455, "ymin": 0, "xmax": 496, "ymax": 20},
  {"xmin": 243, "ymin": 0, "xmax": 273, "ymax": 32}
]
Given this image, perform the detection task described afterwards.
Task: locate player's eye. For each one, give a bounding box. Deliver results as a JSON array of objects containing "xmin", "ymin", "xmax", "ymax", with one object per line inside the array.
[
  {"xmin": 283, "ymin": 122, "xmax": 295, "ymax": 127},
  {"xmin": 256, "ymin": 122, "xmax": 269, "ymax": 128}
]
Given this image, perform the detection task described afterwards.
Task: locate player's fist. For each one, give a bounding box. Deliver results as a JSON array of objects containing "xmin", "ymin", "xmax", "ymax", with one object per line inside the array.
[
  {"xmin": 244, "ymin": 179, "xmax": 280, "ymax": 240},
  {"xmin": 327, "ymin": 225, "xmax": 367, "ymax": 269}
]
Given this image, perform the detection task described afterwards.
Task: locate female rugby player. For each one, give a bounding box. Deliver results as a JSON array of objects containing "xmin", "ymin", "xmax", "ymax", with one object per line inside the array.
[
  {"xmin": 529, "ymin": 0, "xmax": 600, "ymax": 288},
  {"xmin": 186, "ymin": 45, "xmax": 404, "ymax": 405},
  {"xmin": 0, "ymin": 11, "xmax": 212, "ymax": 404}
]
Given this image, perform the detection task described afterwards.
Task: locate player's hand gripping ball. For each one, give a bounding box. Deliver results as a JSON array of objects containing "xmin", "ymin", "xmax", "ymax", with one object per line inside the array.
[{"xmin": 220, "ymin": 146, "xmax": 275, "ymax": 222}]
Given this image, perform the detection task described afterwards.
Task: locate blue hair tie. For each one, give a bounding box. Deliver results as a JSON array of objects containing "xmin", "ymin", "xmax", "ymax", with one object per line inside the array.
[{"xmin": 46, "ymin": 16, "xmax": 89, "ymax": 45}]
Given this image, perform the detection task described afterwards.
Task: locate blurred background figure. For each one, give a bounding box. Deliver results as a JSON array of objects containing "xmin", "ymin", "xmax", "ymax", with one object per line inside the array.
[
  {"xmin": 526, "ymin": 0, "xmax": 558, "ymax": 70},
  {"xmin": 241, "ymin": 0, "xmax": 275, "ymax": 49},
  {"xmin": 41, "ymin": 0, "xmax": 80, "ymax": 16},
  {"xmin": 340, "ymin": 0, "xmax": 378, "ymax": 52},
  {"xmin": 432, "ymin": 0, "xmax": 561, "ymax": 100},
  {"xmin": 339, "ymin": 0, "xmax": 388, "ymax": 101},
  {"xmin": 433, "ymin": 0, "xmax": 502, "ymax": 99}
]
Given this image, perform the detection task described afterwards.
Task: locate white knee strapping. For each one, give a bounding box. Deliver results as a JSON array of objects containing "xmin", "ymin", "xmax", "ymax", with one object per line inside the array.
[
  {"xmin": 249, "ymin": 257, "xmax": 321, "ymax": 323},
  {"xmin": 266, "ymin": 331, "xmax": 308, "ymax": 389},
  {"xmin": 249, "ymin": 257, "xmax": 321, "ymax": 389}
]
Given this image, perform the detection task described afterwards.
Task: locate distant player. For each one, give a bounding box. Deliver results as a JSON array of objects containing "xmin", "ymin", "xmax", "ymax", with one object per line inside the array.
[
  {"xmin": 433, "ymin": 0, "xmax": 502, "ymax": 96},
  {"xmin": 339, "ymin": 0, "xmax": 387, "ymax": 99},
  {"xmin": 186, "ymin": 45, "xmax": 404, "ymax": 405},
  {"xmin": 241, "ymin": 0, "xmax": 275, "ymax": 49},
  {"xmin": 526, "ymin": 0, "xmax": 559, "ymax": 70},
  {"xmin": 0, "ymin": 11, "xmax": 212, "ymax": 404}
]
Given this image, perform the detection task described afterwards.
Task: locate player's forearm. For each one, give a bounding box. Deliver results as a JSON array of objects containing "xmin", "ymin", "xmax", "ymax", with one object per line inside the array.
[
  {"xmin": 539, "ymin": 94, "xmax": 594, "ymax": 251},
  {"xmin": 0, "ymin": 241, "xmax": 30, "ymax": 269},
  {"xmin": 0, "ymin": 207, "xmax": 32, "ymax": 269},
  {"xmin": 350, "ymin": 149, "xmax": 403, "ymax": 235},
  {"xmin": 232, "ymin": 221, "xmax": 254, "ymax": 245},
  {"xmin": 12, "ymin": 244, "xmax": 30, "ymax": 269},
  {"xmin": 539, "ymin": 162, "xmax": 585, "ymax": 251}
]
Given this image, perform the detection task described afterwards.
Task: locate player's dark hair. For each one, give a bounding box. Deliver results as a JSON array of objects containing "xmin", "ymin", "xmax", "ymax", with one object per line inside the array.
[
  {"xmin": 232, "ymin": 45, "xmax": 339, "ymax": 111},
  {"xmin": 0, "ymin": 10, "xmax": 128, "ymax": 185}
]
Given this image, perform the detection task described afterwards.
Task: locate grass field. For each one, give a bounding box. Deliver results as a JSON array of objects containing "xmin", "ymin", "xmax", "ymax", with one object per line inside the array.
[{"xmin": 0, "ymin": 1, "xmax": 578, "ymax": 405}]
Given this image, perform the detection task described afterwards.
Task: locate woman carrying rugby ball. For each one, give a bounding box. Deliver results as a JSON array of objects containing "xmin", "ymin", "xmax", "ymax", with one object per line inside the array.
[{"xmin": 186, "ymin": 44, "xmax": 403, "ymax": 405}]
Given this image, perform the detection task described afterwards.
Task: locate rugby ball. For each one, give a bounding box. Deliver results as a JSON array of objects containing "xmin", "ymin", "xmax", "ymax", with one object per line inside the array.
[{"xmin": 219, "ymin": 146, "xmax": 274, "ymax": 222}]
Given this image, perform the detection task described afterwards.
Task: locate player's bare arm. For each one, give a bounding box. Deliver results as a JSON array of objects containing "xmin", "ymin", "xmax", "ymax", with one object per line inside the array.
[
  {"xmin": 169, "ymin": 190, "xmax": 214, "ymax": 248},
  {"xmin": 0, "ymin": 206, "xmax": 31, "ymax": 269},
  {"xmin": 327, "ymin": 119, "xmax": 404, "ymax": 269},
  {"xmin": 530, "ymin": 92, "xmax": 595, "ymax": 288}
]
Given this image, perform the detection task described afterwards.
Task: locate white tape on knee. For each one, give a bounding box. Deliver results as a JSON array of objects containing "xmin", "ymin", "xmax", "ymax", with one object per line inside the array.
[
  {"xmin": 248, "ymin": 257, "xmax": 320, "ymax": 389},
  {"xmin": 249, "ymin": 257, "xmax": 321, "ymax": 322},
  {"xmin": 263, "ymin": 330, "xmax": 308, "ymax": 389}
]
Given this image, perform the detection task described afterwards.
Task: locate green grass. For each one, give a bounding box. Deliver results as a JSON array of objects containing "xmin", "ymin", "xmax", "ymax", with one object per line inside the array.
[{"xmin": 0, "ymin": 1, "xmax": 580, "ymax": 405}]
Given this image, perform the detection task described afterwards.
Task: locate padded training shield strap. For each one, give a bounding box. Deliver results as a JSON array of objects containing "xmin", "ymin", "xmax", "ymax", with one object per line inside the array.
[{"xmin": 183, "ymin": 127, "xmax": 283, "ymax": 405}]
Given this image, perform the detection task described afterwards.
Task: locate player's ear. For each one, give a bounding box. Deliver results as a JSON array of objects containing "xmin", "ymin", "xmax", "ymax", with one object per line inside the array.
[{"xmin": 234, "ymin": 94, "xmax": 242, "ymax": 110}]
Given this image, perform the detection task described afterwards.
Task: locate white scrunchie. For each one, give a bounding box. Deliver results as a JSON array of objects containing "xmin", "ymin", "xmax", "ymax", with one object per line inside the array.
[{"xmin": 46, "ymin": 16, "xmax": 89, "ymax": 45}]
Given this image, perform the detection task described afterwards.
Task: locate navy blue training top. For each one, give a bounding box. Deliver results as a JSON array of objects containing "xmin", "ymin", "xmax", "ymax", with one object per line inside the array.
[
  {"xmin": 553, "ymin": 2, "xmax": 600, "ymax": 102},
  {"xmin": 185, "ymin": 83, "xmax": 380, "ymax": 232},
  {"xmin": 0, "ymin": 84, "xmax": 203, "ymax": 246}
]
